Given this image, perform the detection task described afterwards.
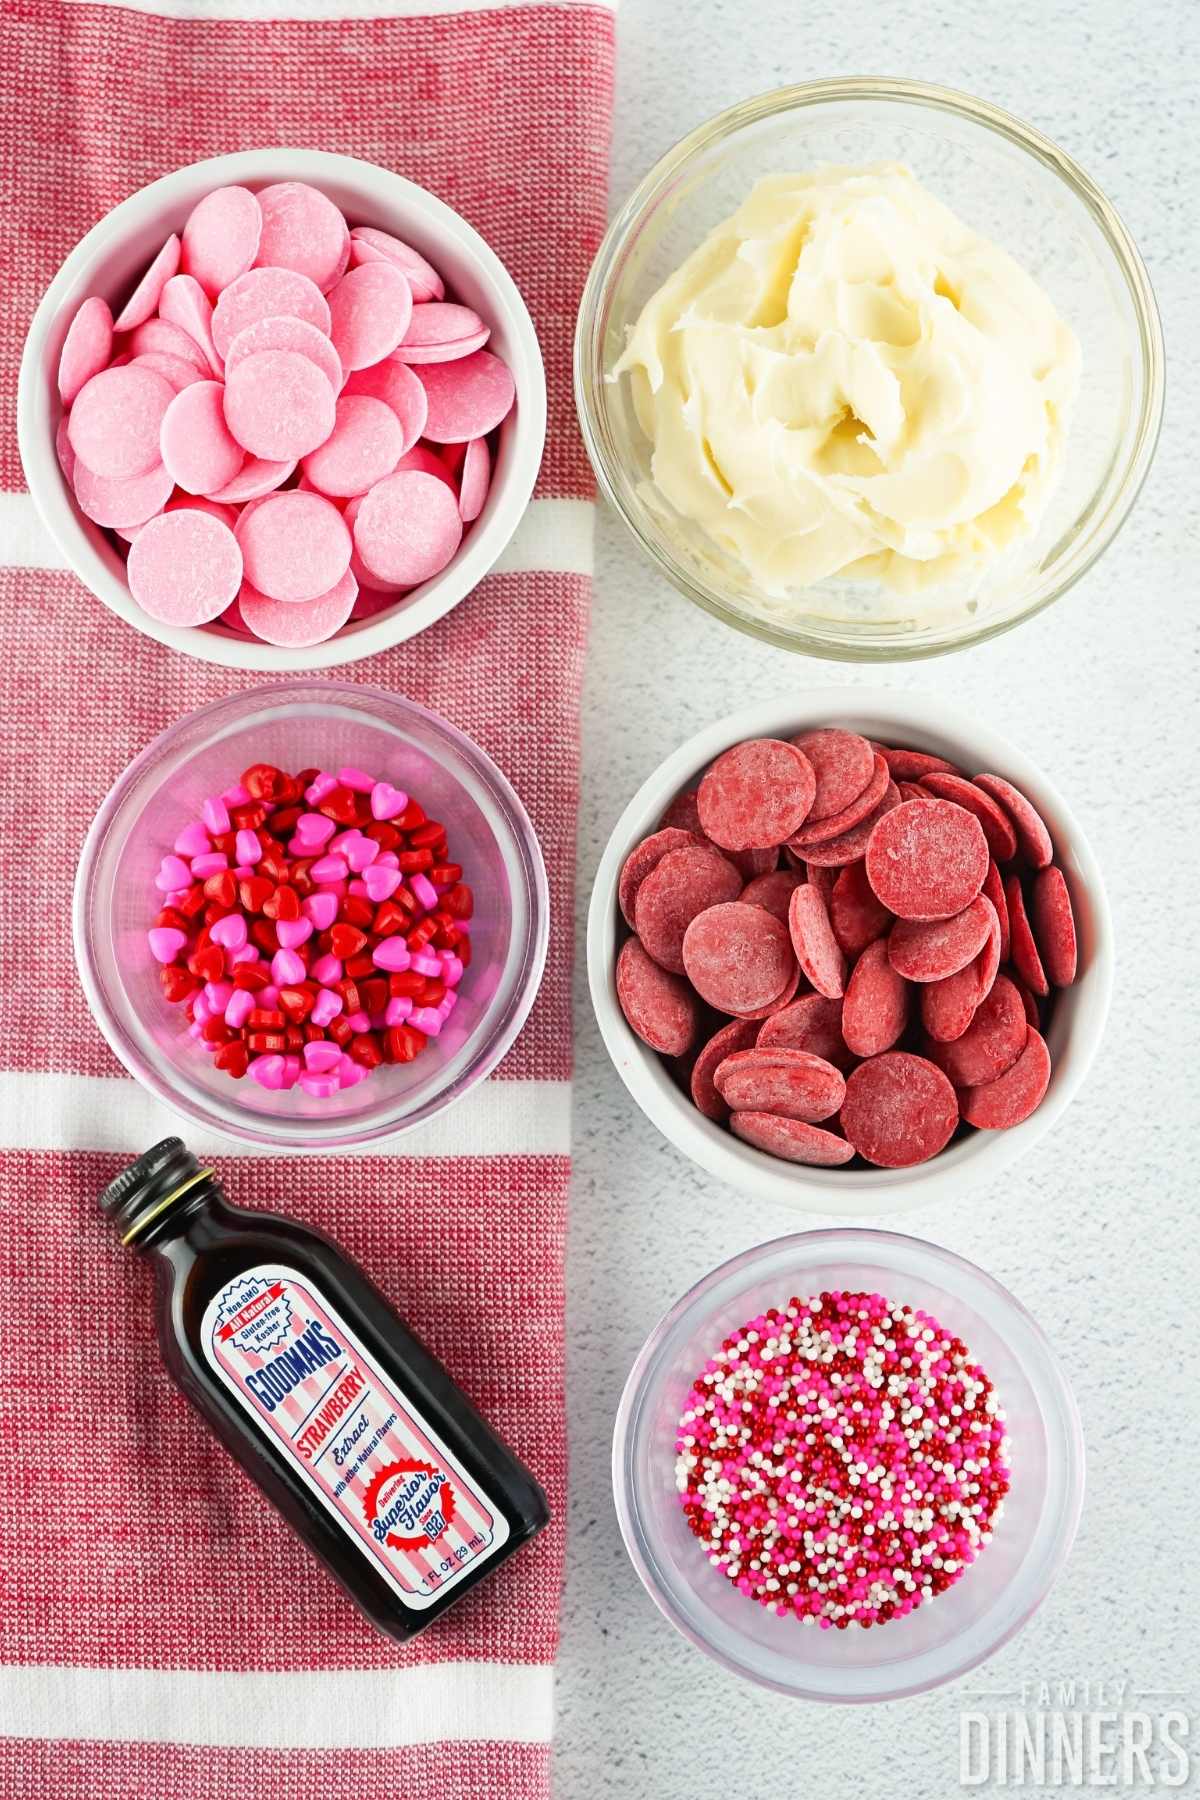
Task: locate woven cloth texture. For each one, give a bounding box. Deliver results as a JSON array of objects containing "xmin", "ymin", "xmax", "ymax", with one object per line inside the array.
[{"xmin": 0, "ymin": 3, "xmax": 615, "ymax": 1795}]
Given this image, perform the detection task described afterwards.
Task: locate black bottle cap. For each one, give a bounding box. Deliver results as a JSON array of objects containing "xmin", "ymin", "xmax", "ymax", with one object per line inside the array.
[{"xmin": 100, "ymin": 1138, "xmax": 209, "ymax": 1244}]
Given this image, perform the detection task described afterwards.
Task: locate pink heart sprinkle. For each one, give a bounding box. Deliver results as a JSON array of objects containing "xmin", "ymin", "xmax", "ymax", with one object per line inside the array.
[
  {"xmin": 147, "ymin": 926, "xmax": 187, "ymax": 963},
  {"xmin": 303, "ymin": 1040, "xmax": 342, "ymax": 1074},
  {"xmin": 249, "ymin": 1054, "xmax": 287, "ymax": 1090},
  {"xmin": 155, "ymin": 854, "xmax": 191, "ymax": 892},
  {"xmin": 372, "ymin": 938, "xmax": 411, "ymax": 972},
  {"xmin": 310, "ymin": 989, "xmax": 344, "ymax": 1027},
  {"xmin": 310, "ymin": 854, "xmax": 349, "ymax": 882},
  {"xmin": 370, "ymin": 781, "xmax": 408, "ymax": 821},
  {"xmin": 363, "ymin": 864, "xmax": 401, "ymax": 902},
  {"xmin": 345, "ymin": 834, "xmax": 380, "ymax": 872},
  {"xmin": 337, "ymin": 765, "xmax": 375, "ymax": 792},
  {"xmin": 174, "ymin": 820, "xmax": 212, "ymax": 858},
  {"xmin": 276, "ymin": 917, "xmax": 313, "ymax": 950},
  {"xmin": 271, "ymin": 948, "xmax": 305, "ymax": 986},
  {"xmin": 302, "ymin": 892, "xmax": 339, "ymax": 930},
  {"xmin": 294, "ymin": 812, "xmax": 336, "ymax": 846},
  {"xmin": 202, "ymin": 796, "xmax": 231, "ymax": 834},
  {"xmin": 190, "ymin": 851, "xmax": 230, "ymax": 880},
  {"xmin": 299, "ymin": 1071, "xmax": 339, "ymax": 1098},
  {"xmin": 224, "ymin": 989, "xmax": 254, "ymax": 1029},
  {"xmin": 311, "ymin": 954, "xmax": 343, "ymax": 986},
  {"xmin": 210, "ymin": 914, "xmax": 248, "ymax": 951}
]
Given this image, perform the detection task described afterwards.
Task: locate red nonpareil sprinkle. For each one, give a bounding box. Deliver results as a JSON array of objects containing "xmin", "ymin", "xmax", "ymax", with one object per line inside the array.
[
  {"xmin": 148, "ymin": 763, "xmax": 471, "ymax": 1096},
  {"xmin": 675, "ymin": 1289, "xmax": 1010, "ymax": 1630}
]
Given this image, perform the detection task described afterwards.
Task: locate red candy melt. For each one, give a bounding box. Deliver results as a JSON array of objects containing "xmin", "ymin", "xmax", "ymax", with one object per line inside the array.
[
  {"xmin": 840, "ymin": 1052, "xmax": 959, "ymax": 1168},
  {"xmin": 613, "ymin": 720, "xmax": 1084, "ymax": 1174},
  {"xmin": 698, "ymin": 739, "xmax": 815, "ymax": 852},
  {"xmin": 682, "ymin": 902, "xmax": 796, "ymax": 1014}
]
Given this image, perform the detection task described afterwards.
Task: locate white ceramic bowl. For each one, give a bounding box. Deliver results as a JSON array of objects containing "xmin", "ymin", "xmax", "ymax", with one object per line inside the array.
[
  {"xmin": 18, "ymin": 148, "xmax": 546, "ymax": 671},
  {"xmin": 587, "ymin": 690, "xmax": 1113, "ymax": 1214}
]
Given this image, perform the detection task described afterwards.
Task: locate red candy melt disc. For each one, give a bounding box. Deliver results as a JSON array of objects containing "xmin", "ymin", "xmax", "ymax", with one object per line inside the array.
[
  {"xmin": 698, "ymin": 738, "xmax": 816, "ymax": 852},
  {"xmin": 840, "ymin": 1052, "xmax": 959, "ymax": 1168}
]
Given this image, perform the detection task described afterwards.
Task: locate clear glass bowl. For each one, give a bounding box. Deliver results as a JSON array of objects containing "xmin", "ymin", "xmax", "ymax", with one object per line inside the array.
[
  {"xmin": 576, "ymin": 78, "xmax": 1164, "ymax": 661},
  {"xmin": 614, "ymin": 1229, "xmax": 1084, "ymax": 1700},
  {"xmin": 73, "ymin": 682, "xmax": 549, "ymax": 1150}
]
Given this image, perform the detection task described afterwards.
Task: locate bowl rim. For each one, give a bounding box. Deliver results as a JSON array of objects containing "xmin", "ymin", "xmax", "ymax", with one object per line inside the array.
[
  {"xmin": 612, "ymin": 1225, "xmax": 1087, "ymax": 1701},
  {"xmin": 586, "ymin": 686, "xmax": 1115, "ymax": 1214},
  {"xmin": 72, "ymin": 678, "xmax": 550, "ymax": 1149},
  {"xmin": 18, "ymin": 146, "xmax": 546, "ymax": 672},
  {"xmin": 574, "ymin": 75, "xmax": 1166, "ymax": 663}
]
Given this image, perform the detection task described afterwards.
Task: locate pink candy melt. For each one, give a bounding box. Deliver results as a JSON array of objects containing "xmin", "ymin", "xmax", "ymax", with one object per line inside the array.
[
  {"xmin": 212, "ymin": 267, "xmax": 331, "ymax": 361},
  {"xmin": 127, "ymin": 510, "xmax": 244, "ymax": 625},
  {"xmin": 113, "ymin": 234, "xmax": 181, "ymax": 332},
  {"xmin": 238, "ymin": 570, "xmax": 358, "ymax": 646},
  {"xmin": 237, "ymin": 490, "xmax": 351, "ymax": 601},
  {"xmin": 302, "ymin": 395, "xmax": 403, "ymax": 498},
  {"xmin": 223, "ymin": 312, "xmax": 344, "ymax": 394},
  {"xmin": 159, "ymin": 380, "xmax": 244, "ymax": 494},
  {"xmin": 57, "ymin": 177, "xmax": 512, "ymax": 646},
  {"xmin": 68, "ymin": 364, "xmax": 175, "ymax": 479},
  {"xmin": 393, "ymin": 301, "xmax": 488, "ymax": 364},
  {"xmin": 181, "ymin": 185, "xmax": 263, "ymax": 298},
  {"xmin": 223, "ymin": 350, "xmax": 336, "ymax": 461},
  {"xmin": 353, "ymin": 470, "xmax": 462, "ymax": 586},
  {"xmin": 57, "ymin": 296, "xmax": 114, "ymax": 405},
  {"xmin": 327, "ymin": 261, "xmax": 414, "ymax": 371},
  {"xmin": 254, "ymin": 181, "xmax": 350, "ymax": 293},
  {"xmin": 416, "ymin": 349, "xmax": 515, "ymax": 443}
]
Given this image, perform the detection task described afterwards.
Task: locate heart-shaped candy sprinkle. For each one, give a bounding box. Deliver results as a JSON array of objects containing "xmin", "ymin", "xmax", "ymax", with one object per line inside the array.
[
  {"xmin": 363, "ymin": 864, "xmax": 401, "ymax": 903},
  {"xmin": 210, "ymin": 913, "xmax": 249, "ymax": 952},
  {"xmin": 372, "ymin": 938, "xmax": 411, "ymax": 972},
  {"xmin": 156, "ymin": 854, "xmax": 192, "ymax": 892},
  {"xmin": 174, "ymin": 820, "xmax": 212, "ymax": 858},
  {"xmin": 276, "ymin": 917, "xmax": 313, "ymax": 950},
  {"xmin": 148, "ymin": 926, "xmax": 187, "ymax": 963},
  {"xmin": 302, "ymin": 891, "xmax": 339, "ymax": 930},
  {"xmin": 370, "ymin": 781, "xmax": 408, "ymax": 821}
]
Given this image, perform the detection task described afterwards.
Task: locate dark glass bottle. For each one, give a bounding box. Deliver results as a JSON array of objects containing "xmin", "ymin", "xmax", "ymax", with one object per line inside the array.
[{"xmin": 100, "ymin": 1138, "xmax": 549, "ymax": 1641}]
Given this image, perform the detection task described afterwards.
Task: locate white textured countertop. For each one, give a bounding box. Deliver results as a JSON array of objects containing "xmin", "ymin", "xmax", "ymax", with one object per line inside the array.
[{"xmin": 556, "ymin": 1, "xmax": 1199, "ymax": 1793}]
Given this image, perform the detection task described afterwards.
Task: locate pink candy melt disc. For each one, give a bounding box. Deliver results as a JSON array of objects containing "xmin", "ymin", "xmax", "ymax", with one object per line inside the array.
[
  {"xmin": 181, "ymin": 185, "xmax": 263, "ymax": 298},
  {"xmin": 160, "ymin": 380, "xmax": 244, "ymax": 495},
  {"xmin": 254, "ymin": 181, "xmax": 351, "ymax": 293},
  {"xmin": 57, "ymin": 296, "xmax": 114, "ymax": 405},
  {"xmin": 327, "ymin": 262, "xmax": 414, "ymax": 372},
  {"xmin": 237, "ymin": 569, "xmax": 359, "ymax": 645},
  {"xmin": 353, "ymin": 469, "xmax": 463, "ymax": 586},
  {"xmin": 127, "ymin": 509, "xmax": 244, "ymax": 625},
  {"xmin": 302, "ymin": 395, "xmax": 404, "ymax": 498},
  {"xmin": 236, "ymin": 489, "xmax": 352, "ymax": 602},
  {"xmin": 417, "ymin": 349, "xmax": 515, "ymax": 443},
  {"xmin": 223, "ymin": 350, "xmax": 336, "ymax": 461},
  {"xmin": 212, "ymin": 266, "xmax": 331, "ymax": 361},
  {"xmin": 68, "ymin": 364, "xmax": 175, "ymax": 479}
]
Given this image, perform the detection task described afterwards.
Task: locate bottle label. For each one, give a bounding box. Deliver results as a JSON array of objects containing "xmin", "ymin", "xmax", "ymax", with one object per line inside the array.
[{"xmin": 201, "ymin": 1263, "xmax": 510, "ymax": 1610}]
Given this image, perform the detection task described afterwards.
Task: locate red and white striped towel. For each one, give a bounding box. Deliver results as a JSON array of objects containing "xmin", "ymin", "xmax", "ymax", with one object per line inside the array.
[{"xmin": 0, "ymin": 3, "xmax": 614, "ymax": 1794}]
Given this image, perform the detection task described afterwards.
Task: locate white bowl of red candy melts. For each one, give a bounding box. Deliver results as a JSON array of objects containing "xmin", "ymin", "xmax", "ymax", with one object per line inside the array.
[
  {"xmin": 588, "ymin": 691, "xmax": 1114, "ymax": 1214},
  {"xmin": 18, "ymin": 149, "xmax": 545, "ymax": 669}
]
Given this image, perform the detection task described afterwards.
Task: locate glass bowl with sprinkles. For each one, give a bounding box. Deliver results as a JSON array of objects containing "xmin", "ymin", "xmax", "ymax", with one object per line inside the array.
[{"xmin": 613, "ymin": 1229, "xmax": 1083, "ymax": 1701}]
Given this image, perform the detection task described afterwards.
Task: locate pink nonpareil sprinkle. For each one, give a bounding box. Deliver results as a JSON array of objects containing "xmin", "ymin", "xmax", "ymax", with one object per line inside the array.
[{"xmin": 675, "ymin": 1289, "xmax": 1010, "ymax": 1631}]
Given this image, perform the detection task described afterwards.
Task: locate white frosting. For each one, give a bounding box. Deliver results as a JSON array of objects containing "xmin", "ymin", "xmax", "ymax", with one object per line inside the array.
[{"xmin": 614, "ymin": 164, "xmax": 1081, "ymax": 595}]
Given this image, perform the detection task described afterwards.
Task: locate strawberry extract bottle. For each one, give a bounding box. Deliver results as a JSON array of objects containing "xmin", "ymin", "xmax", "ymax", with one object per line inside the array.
[{"xmin": 100, "ymin": 1138, "xmax": 549, "ymax": 1640}]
